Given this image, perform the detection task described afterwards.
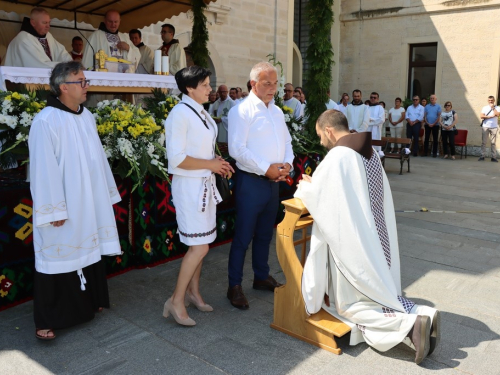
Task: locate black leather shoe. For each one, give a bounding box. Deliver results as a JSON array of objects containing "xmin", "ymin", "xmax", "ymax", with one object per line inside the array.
[
  {"xmin": 252, "ymin": 276, "xmax": 283, "ymax": 291},
  {"xmin": 478, "ymin": 157, "xmax": 485, "ymax": 161},
  {"xmin": 227, "ymin": 285, "xmax": 249, "ymax": 310},
  {"xmin": 492, "ymin": 158, "xmax": 498, "ymax": 163},
  {"xmin": 428, "ymin": 310, "xmax": 441, "ymax": 355}
]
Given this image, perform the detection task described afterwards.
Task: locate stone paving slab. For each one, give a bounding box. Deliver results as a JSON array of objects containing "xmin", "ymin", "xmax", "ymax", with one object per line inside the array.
[{"xmin": 1, "ymin": 156, "xmax": 500, "ymax": 374}]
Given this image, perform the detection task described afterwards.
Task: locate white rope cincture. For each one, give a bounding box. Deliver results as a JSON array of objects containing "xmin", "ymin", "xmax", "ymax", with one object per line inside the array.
[{"xmin": 77, "ymin": 269, "xmax": 87, "ymax": 291}]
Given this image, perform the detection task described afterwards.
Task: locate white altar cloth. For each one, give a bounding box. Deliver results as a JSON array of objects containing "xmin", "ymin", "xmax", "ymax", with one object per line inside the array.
[{"xmin": 0, "ymin": 66, "xmax": 177, "ymax": 91}]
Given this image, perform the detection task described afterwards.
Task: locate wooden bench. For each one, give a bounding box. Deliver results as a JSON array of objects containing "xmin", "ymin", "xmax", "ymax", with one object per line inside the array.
[
  {"xmin": 271, "ymin": 198, "xmax": 351, "ymax": 355},
  {"xmin": 381, "ymin": 137, "xmax": 411, "ymax": 175}
]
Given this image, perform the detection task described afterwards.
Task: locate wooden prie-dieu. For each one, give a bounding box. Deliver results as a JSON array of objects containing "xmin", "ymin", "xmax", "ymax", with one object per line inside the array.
[{"xmin": 270, "ymin": 198, "xmax": 351, "ymax": 354}]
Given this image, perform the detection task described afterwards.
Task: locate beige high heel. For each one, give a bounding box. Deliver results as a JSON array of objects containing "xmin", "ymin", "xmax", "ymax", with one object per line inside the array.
[
  {"xmin": 163, "ymin": 298, "xmax": 196, "ymax": 326},
  {"xmin": 184, "ymin": 293, "xmax": 214, "ymax": 312}
]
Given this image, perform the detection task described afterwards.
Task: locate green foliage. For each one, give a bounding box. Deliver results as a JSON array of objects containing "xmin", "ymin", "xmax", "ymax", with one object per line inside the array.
[
  {"xmin": 190, "ymin": 0, "xmax": 210, "ymax": 68},
  {"xmin": 303, "ymin": 0, "xmax": 334, "ymax": 156}
]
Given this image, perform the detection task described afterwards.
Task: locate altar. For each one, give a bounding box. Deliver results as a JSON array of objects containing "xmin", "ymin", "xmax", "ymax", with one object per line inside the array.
[{"xmin": 0, "ymin": 66, "xmax": 177, "ymax": 94}]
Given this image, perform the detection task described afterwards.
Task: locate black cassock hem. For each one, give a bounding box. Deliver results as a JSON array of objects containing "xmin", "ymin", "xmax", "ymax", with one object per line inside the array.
[{"xmin": 33, "ymin": 260, "xmax": 110, "ymax": 329}]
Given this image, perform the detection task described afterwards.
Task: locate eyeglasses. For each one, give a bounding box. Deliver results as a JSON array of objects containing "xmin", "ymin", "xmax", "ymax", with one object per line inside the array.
[
  {"xmin": 370, "ymin": 96, "xmax": 377, "ymax": 99},
  {"xmin": 413, "ymin": 99, "xmax": 419, "ymax": 101},
  {"xmin": 284, "ymin": 90, "xmax": 293, "ymax": 92},
  {"xmin": 65, "ymin": 79, "xmax": 90, "ymax": 88},
  {"xmin": 444, "ymin": 104, "xmax": 451, "ymax": 107}
]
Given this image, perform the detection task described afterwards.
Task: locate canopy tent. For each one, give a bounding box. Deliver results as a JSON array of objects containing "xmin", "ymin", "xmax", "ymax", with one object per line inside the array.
[{"xmin": 0, "ymin": 0, "xmax": 214, "ymax": 31}]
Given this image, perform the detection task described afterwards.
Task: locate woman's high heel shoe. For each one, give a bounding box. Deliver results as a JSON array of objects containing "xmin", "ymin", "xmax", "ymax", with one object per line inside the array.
[
  {"xmin": 163, "ymin": 298, "xmax": 196, "ymax": 326},
  {"xmin": 184, "ymin": 293, "xmax": 214, "ymax": 312}
]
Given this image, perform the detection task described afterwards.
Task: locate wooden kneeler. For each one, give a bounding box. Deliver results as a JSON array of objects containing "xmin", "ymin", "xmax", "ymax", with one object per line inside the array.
[{"xmin": 270, "ymin": 198, "xmax": 351, "ymax": 354}]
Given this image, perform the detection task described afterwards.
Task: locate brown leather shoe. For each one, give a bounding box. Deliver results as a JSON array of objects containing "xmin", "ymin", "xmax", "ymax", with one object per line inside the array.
[
  {"xmin": 408, "ymin": 315, "xmax": 431, "ymax": 365},
  {"xmin": 252, "ymin": 275, "xmax": 283, "ymax": 291},
  {"xmin": 227, "ymin": 285, "xmax": 249, "ymax": 310}
]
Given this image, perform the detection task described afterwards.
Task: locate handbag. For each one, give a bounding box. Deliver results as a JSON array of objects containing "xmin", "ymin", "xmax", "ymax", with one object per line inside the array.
[
  {"xmin": 453, "ymin": 127, "xmax": 458, "ymax": 136},
  {"xmin": 181, "ymin": 103, "xmax": 231, "ymax": 201}
]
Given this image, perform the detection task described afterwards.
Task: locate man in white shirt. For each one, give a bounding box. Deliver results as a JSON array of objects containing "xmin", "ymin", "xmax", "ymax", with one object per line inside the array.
[
  {"xmin": 479, "ymin": 96, "xmax": 500, "ymax": 162},
  {"xmin": 388, "ymin": 97, "xmax": 406, "ymax": 152},
  {"xmin": 367, "ymin": 92, "xmax": 385, "ymax": 152},
  {"xmin": 227, "ymin": 62, "xmax": 294, "ymax": 309},
  {"xmin": 346, "ymin": 89, "xmax": 370, "ymax": 132},
  {"xmin": 325, "ymin": 89, "xmax": 339, "ymax": 111},
  {"xmin": 210, "ymin": 85, "xmax": 235, "ymax": 142},
  {"xmin": 405, "ymin": 96, "xmax": 425, "ymax": 156},
  {"xmin": 283, "ymin": 83, "xmax": 303, "ymax": 119},
  {"xmin": 81, "ymin": 10, "xmax": 140, "ymax": 71},
  {"xmin": 129, "ymin": 29, "xmax": 154, "ymax": 74},
  {"xmin": 4, "ymin": 7, "xmax": 72, "ymax": 68},
  {"xmin": 229, "ymin": 87, "xmax": 238, "ymax": 101}
]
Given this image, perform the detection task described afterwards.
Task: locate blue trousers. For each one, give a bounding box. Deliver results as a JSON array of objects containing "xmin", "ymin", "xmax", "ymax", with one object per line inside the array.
[
  {"xmin": 406, "ymin": 122, "xmax": 421, "ymax": 156},
  {"xmin": 228, "ymin": 170, "xmax": 279, "ymax": 287}
]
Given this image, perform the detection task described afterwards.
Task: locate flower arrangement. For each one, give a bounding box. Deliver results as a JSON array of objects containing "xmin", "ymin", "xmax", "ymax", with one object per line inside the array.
[
  {"xmin": 0, "ymin": 90, "xmax": 47, "ymax": 168},
  {"xmin": 141, "ymin": 88, "xmax": 180, "ymax": 127},
  {"xmin": 90, "ymin": 99, "xmax": 169, "ymax": 190}
]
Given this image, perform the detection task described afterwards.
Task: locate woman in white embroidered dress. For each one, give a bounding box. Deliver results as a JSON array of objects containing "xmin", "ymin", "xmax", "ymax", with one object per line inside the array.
[{"xmin": 163, "ymin": 66, "xmax": 234, "ymax": 326}]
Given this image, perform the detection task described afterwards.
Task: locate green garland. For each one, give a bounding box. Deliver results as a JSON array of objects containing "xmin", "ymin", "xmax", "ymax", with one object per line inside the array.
[
  {"xmin": 190, "ymin": 0, "xmax": 210, "ymax": 68},
  {"xmin": 303, "ymin": 0, "xmax": 334, "ymax": 145}
]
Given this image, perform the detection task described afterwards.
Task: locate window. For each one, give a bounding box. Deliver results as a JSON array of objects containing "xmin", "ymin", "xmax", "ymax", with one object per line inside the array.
[{"xmin": 408, "ymin": 43, "xmax": 437, "ymax": 101}]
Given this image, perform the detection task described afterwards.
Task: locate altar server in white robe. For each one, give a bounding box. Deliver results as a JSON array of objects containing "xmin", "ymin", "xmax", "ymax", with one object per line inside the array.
[
  {"xmin": 295, "ymin": 110, "xmax": 440, "ymax": 365},
  {"xmin": 346, "ymin": 89, "xmax": 370, "ymax": 133},
  {"xmin": 28, "ymin": 61, "xmax": 121, "ymax": 340},
  {"xmin": 4, "ymin": 8, "xmax": 72, "ymax": 68},
  {"xmin": 81, "ymin": 10, "xmax": 140, "ymax": 71},
  {"xmin": 367, "ymin": 92, "xmax": 385, "ymax": 152}
]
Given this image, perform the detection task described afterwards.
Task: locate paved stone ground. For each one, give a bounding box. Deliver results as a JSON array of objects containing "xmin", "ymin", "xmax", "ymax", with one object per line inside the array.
[{"xmin": 1, "ymin": 155, "xmax": 500, "ymax": 375}]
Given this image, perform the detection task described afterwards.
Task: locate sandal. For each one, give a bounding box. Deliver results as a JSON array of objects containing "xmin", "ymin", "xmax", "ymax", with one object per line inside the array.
[
  {"xmin": 443, "ymin": 155, "xmax": 448, "ymax": 159},
  {"xmin": 35, "ymin": 328, "xmax": 56, "ymax": 341},
  {"xmin": 451, "ymin": 156, "xmax": 455, "ymax": 160},
  {"xmin": 97, "ymin": 307, "xmax": 104, "ymax": 313}
]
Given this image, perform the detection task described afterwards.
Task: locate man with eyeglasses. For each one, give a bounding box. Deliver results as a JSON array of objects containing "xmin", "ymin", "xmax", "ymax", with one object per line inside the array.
[
  {"xmin": 5, "ymin": 7, "xmax": 72, "ymax": 68},
  {"xmin": 159, "ymin": 23, "xmax": 186, "ymax": 75},
  {"xmin": 423, "ymin": 95, "xmax": 442, "ymax": 157},
  {"xmin": 28, "ymin": 61, "xmax": 121, "ymax": 341},
  {"xmin": 479, "ymin": 96, "xmax": 500, "ymax": 162},
  {"xmin": 81, "ymin": 10, "xmax": 140, "ymax": 72},
  {"xmin": 367, "ymin": 92, "xmax": 385, "ymax": 153},
  {"xmin": 283, "ymin": 83, "xmax": 303, "ymax": 119},
  {"xmin": 405, "ymin": 96, "xmax": 425, "ymax": 156},
  {"xmin": 210, "ymin": 85, "xmax": 236, "ymax": 142}
]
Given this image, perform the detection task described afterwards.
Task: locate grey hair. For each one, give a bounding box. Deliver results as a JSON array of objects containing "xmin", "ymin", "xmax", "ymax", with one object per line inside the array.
[
  {"xmin": 249, "ymin": 62, "xmax": 277, "ymax": 82},
  {"xmin": 49, "ymin": 61, "xmax": 84, "ymax": 96},
  {"xmin": 31, "ymin": 7, "xmax": 49, "ymax": 17}
]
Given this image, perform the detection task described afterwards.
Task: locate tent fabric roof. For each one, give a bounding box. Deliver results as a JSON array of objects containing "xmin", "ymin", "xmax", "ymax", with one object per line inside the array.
[{"xmin": 0, "ymin": 0, "xmax": 214, "ymax": 31}]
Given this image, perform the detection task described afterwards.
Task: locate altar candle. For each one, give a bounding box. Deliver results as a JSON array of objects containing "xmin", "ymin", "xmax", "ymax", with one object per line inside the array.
[
  {"xmin": 154, "ymin": 50, "xmax": 162, "ymax": 74},
  {"xmin": 162, "ymin": 56, "xmax": 169, "ymax": 75}
]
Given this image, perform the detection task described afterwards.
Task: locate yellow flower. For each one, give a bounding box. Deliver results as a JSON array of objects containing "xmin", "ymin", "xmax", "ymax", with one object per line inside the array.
[
  {"xmin": 12, "ymin": 92, "xmax": 21, "ymax": 100},
  {"xmin": 282, "ymin": 106, "xmax": 293, "ymax": 114}
]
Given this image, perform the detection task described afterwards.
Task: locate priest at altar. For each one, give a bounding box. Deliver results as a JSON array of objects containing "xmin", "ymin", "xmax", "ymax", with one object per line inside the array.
[
  {"xmin": 28, "ymin": 61, "xmax": 121, "ymax": 340},
  {"xmin": 4, "ymin": 8, "xmax": 72, "ymax": 68},
  {"xmin": 81, "ymin": 10, "xmax": 140, "ymax": 71},
  {"xmin": 295, "ymin": 110, "xmax": 441, "ymax": 365}
]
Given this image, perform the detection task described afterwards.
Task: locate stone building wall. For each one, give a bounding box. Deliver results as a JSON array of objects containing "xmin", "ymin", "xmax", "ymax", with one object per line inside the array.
[{"xmin": 337, "ymin": 0, "xmax": 500, "ymax": 149}]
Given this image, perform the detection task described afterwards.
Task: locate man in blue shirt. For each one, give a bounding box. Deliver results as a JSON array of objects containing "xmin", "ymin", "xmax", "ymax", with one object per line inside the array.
[{"xmin": 423, "ymin": 95, "xmax": 442, "ymax": 157}]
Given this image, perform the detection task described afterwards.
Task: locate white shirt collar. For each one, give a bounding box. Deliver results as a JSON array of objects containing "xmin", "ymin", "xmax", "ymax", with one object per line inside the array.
[{"xmin": 182, "ymin": 94, "xmax": 204, "ymax": 113}]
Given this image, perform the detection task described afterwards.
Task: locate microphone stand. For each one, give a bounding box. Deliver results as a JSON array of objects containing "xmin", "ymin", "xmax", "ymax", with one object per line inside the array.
[{"xmin": 74, "ymin": 11, "xmax": 96, "ymax": 71}]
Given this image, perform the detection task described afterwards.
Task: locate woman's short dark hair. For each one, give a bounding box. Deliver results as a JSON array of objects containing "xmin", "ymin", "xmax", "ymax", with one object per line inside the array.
[
  {"xmin": 175, "ymin": 66, "xmax": 212, "ymax": 95},
  {"xmin": 50, "ymin": 61, "xmax": 84, "ymax": 96}
]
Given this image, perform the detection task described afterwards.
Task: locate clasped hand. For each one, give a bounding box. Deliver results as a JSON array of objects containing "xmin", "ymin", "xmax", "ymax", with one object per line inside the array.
[
  {"xmin": 265, "ymin": 163, "xmax": 291, "ymax": 182},
  {"xmin": 116, "ymin": 41, "xmax": 130, "ymax": 51},
  {"xmin": 211, "ymin": 155, "xmax": 234, "ymax": 177}
]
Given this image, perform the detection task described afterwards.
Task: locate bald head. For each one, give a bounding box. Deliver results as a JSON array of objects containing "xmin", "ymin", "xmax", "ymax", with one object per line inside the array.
[
  {"xmin": 104, "ymin": 10, "xmax": 120, "ymax": 33},
  {"xmin": 30, "ymin": 7, "xmax": 50, "ymax": 36},
  {"xmin": 218, "ymin": 85, "xmax": 228, "ymax": 101}
]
